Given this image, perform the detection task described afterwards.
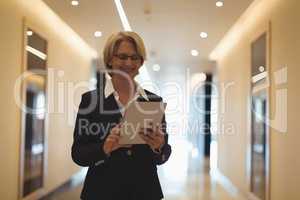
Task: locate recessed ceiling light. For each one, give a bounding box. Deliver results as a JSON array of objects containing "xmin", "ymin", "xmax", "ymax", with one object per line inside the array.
[
  {"xmin": 94, "ymin": 31, "xmax": 102, "ymax": 37},
  {"xmin": 198, "ymin": 73, "xmax": 207, "ymax": 82},
  {"xmin": 152, "ymin": 64, "xmax": 160, "ymax": 71},
  {"xmin": 191, "ymin": 50, "xmax": 199, "ymax": 56},
  {"xmin": 200, "ymin": 32, "xmax": 208, "ymax": 39},
  {"xmin": 190, "ymin": 73, "xmax": 207, "ymax": 89},
  {"xmin": 259, "ymin": 66, "xmax": 265, "ymax": 72},
  {"xmin": 27, "ymin": 31, "xmax": 33, "ymax": 36},
  {"xmin": 216, "ymin": 1, "xmax": 224, "ymax": 7},
  {"xmin": 71, "ymin": 0, "xmax": 79, "ymax": 6}
]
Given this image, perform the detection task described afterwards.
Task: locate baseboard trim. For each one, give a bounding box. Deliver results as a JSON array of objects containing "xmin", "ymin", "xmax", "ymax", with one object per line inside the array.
[
  {"xmin": 210, "ymin": 168, "xmax": 263, "ymax": 200},
  {"xmin": 210, "ymin": 168, "xmax": 240, "ymax": 197}
]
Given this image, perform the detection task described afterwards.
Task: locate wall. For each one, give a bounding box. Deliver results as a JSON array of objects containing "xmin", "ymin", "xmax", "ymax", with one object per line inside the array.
[
  {"xmin": 212, "ymin": 0, "xmax": 300, "ymax": 199},
  {"xmin": 0, "ymin": 0, "xmax": 97, "ymax": 199}
]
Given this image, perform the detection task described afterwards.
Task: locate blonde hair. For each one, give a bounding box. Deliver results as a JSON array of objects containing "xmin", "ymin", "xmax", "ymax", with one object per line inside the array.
[{"xmin": 103, "ymin": 31, "xmax": 147, "ymax": 69}]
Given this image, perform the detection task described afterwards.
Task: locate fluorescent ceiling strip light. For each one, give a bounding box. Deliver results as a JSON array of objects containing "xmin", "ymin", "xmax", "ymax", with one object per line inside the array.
[
  {"xmin": 252, "ymin": 71, "xmax": 267, "ymax": 83},
  {"xmin": 113, "ymin": 0, "xmax": 152, "ymax": 85},
  {"xmin": 26, "ymin": 45, "xmax": 47, "ymax": 60},
  {"xmin": 114, "ymin": 0, "xmax": 132, "ymax": 31}
]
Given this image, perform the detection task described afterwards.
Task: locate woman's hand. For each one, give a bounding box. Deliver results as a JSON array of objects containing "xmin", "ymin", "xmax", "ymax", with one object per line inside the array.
[
  {"xmin": 103, "ymin": 124, "xmax": 132, "ymax": 155},
  {"xmin": 139, "ymin": 125, "xmax": 165, "ymax": 151},
  {"xmin": 103, "ymin": 124, "xmax": 121, "ymax": 155}
]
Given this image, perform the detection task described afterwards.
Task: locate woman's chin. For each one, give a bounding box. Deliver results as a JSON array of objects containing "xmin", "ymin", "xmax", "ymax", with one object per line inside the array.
[
  {"xmin": 114, "ymin": 73, "xmax": 136, "ymax": 81},
  {"xmin": 123, "ymin": 71, "xmax": 137, "ymax": 79}
]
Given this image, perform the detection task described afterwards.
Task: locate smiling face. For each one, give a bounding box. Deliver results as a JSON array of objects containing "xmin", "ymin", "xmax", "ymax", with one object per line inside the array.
[{"xmin": 109, "ymin": 40, "xmax": 142, "ymax": 80}]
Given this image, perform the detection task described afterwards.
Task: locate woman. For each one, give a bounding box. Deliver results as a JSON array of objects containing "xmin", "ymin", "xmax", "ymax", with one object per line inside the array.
[{"xmin": 72, "ymin": 31, "xmax": 172, "ymax": 200}]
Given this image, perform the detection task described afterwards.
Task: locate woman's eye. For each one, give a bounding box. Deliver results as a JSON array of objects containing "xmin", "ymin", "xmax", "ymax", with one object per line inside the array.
[
  {"xmin": 119, "ymin": 54, "xmax": 128, "ymax": 60},
  {"xmin": 131, "ymin": 55, "xmax": 140, "ymax": 60}
]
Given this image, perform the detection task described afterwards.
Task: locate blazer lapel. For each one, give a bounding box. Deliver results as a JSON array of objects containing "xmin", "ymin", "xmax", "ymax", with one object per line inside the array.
[
  {"xmin": 137, "ymin": 94, "xmax": 149, "ymax": 102},
  {"xmin": 102, "ymin": 93, "xmax": 122, "ymax": 122}
]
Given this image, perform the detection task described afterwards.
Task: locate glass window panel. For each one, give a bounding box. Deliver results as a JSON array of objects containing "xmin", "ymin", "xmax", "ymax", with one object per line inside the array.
[{"xmin": 22, "ymin": 28, "xmax": 47, "ymax": 197}]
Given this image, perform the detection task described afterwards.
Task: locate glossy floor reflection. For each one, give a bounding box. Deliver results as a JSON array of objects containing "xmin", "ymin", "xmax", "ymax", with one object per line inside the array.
[
  {"xmin": 158, "ymin": 157, "xmax": 245, "ymax": 200},
  {"xmin": 157, "ymin": 139, "xmax": 246, "ymax": 200},
  {"xmin": 43, "ymin": 141, "xmax": 246, "ymax": 200}
]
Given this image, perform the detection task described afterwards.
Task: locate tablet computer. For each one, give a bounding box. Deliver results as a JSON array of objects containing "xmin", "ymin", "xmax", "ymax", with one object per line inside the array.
[{"xmin": 119, "ymin": 101, "xmax": 166, "ymax": 145}]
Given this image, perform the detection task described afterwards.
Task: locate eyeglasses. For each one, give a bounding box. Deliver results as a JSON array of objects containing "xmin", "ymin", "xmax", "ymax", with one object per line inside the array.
[{"xmin": 114, "ymin": 53, "xmax": 142, "ymax": 62}]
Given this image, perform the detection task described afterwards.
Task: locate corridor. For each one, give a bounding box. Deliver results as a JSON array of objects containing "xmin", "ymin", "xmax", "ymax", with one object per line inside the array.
[{"xmin": 1, "ymin": 0, "xmax": 300, "ymax": 200}]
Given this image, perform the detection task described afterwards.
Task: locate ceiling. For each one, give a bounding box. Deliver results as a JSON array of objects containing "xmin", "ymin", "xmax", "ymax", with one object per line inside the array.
[{"xmin": 43, "ymin": 0, "xmax": 254, "ymax": 79}]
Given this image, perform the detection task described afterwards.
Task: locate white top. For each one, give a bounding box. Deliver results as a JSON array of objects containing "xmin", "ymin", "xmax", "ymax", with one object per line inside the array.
[{"xmin": 104, "ymin": 73, "xmax": 149, "ymax": 116}]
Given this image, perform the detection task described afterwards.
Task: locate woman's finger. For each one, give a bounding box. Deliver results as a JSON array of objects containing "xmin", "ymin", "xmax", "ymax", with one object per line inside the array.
[
  {"xmin": 154, "ymin": 126, "xmax": 164, "ymax": 136},
  {"xmin": 140, "ymin": 134, "xmax": 155, "ymax": 147},
  {"xmin": 148, "ymin": 133, "xmax": 165, "ymax": 149},
  {"xmin": 139, "ymin": 127, "xmax": 154, "ymax": 135},
  {"xmin": 120, "ymin": 144, "xmax": 132, "ymax": 148},
  {"xmin": 111, "ymin": 123, "xmax": 122, "ymax": 134},
  {"xmin": 111, "ymin": 128, "xmax": 120, "ymax": 135},
  {"xmin": 139, "ymin": 134, "xmax": 150, "ymax": 142},
  {"xmin": 108, "ymin": 134, "xmax": 120, "ymax": 140},
  {"xmin": 106, "ymin": 136, "xmax": 119, "ymax": 144}
]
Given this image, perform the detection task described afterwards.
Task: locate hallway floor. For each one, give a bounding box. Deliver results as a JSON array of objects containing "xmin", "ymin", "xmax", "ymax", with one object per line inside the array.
[{"xmin": 43, "ymin": 155, "xmax": 247, "ymax": 200}]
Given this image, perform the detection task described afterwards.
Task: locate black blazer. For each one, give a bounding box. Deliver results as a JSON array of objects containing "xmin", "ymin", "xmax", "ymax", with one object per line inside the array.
[{"xmin": 71, "ymin": 89, "xmax": 172, "ymax": 200}]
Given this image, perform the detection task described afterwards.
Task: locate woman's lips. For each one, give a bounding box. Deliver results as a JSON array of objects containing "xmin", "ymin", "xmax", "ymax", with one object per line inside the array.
[{"xmin": 120, "ymin": 68, "xmax": 135, "ymax": 74}]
